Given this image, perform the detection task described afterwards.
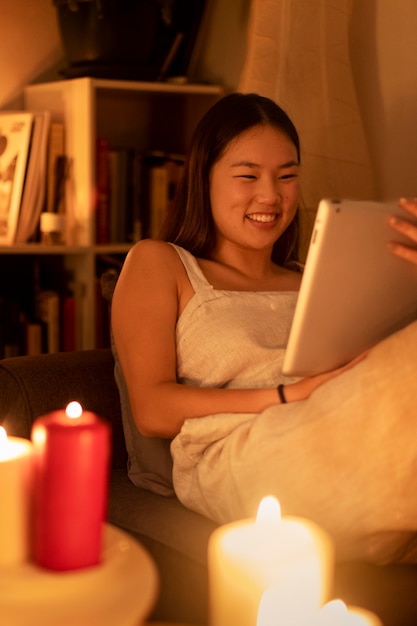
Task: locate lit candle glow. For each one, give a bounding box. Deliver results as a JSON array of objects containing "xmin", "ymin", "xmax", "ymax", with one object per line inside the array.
[
  {"xmin": 318, "ymin": 600, "xmax": 383, "ymax": 626},
  {"xmin": 257, "ymin": 596, "xmax": 384, "ymax": 626},
  {"xmin": 208, "ymin": 495, "xmax": 334, "ymax": 626},
  {"xmin": 0, "ymin": 426, "xmax": 33, "ymax": 565}
]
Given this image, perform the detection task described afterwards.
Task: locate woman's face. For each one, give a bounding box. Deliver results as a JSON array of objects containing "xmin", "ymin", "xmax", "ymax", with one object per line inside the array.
[{"xmin": 209, "ymin": 124, "xmax": 300, "ymax": 253}]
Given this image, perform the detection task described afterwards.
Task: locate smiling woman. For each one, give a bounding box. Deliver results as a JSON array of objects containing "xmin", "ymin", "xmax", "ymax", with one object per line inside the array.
[
  {"xmin": 160, "ymin": 92, "xmax": 302, "ymax": 268},
  {"xmin": 208, "ymin": 125, "xmax": 299, "ymax": 257},
  {"xmin": 111, "ymin": 92, "xmax": 417, "ymax": 567}
]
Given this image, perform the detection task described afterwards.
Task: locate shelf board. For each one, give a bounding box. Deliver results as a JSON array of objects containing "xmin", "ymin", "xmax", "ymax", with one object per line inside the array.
[
  {"xmin": 94, "ymin": 78, "xmax": 224, "ymax": 95},
  {"xmin": 0, "ymin": 243, "xmax": 132, "ymax": 255},
  {"xmin": 27, "ymin": 77, "xmax": 225, "ymax": 97},
  {"xmin": 93, "ymin": 243, "xmax": 133, "ymax": 254}
]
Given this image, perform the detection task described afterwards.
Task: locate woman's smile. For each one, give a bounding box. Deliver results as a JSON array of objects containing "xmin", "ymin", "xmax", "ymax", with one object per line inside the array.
[
  {"xmin": 245, "ymin": 211, "xmax": 280, "ymax": 224},
  {"xmin": 209, "ymin": 124, "xmax": 299, "ymax": 250}
]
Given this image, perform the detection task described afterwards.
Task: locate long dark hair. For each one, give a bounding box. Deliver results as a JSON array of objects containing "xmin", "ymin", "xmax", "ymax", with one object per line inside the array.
[{"xmin": 160, "ymin": 92, "xmax": 301, "ymax": 268}]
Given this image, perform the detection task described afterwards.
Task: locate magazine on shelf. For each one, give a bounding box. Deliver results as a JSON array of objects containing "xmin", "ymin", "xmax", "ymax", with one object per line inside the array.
[
  {"xmin": 0, "ymin": 111, "xmax": 34, "ymax": 245},
  {"xmin": 15, "ymin": 110, "xmax": 51, "ymax": 243}
]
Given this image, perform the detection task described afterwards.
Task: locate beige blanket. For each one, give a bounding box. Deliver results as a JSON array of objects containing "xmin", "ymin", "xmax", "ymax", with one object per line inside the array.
[{"xmin": 172, "ymin": 320, "xmax": 417, "ymax": 564}]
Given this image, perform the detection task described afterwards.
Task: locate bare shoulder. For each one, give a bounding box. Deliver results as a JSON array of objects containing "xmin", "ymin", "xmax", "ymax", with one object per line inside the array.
[
  {"xmin": 124, "ymin": 238, "xmax": 178, "ymax": 268},
  {"xmin": 120, "ymin": 239, "xmax": 184, "ymax": 282},
  {"xmin": 113, "ymin": 240, "xmax": 185, "ymax": 316},
  {"xmin": 113, "ymin": 239, "xmax": 191, "ymax": 313}
]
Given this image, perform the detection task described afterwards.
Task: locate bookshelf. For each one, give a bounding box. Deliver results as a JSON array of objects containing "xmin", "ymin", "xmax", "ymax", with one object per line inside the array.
[{"xmin": 0, "ymin": 78, "xmax": 223, "ymax": 356}]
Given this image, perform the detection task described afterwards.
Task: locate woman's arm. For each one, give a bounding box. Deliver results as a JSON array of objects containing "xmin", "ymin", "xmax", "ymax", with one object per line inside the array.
[
  {"xmin": 112, "ymin": 240, "xmax": 364, "ymax": 438},
  {"xmin": 111, "ymin": 240, "xmax": 281, "ymax": 438},
  {"xmin": 387, "ymin": 197, "xmax": 417, "ymax": 264}
]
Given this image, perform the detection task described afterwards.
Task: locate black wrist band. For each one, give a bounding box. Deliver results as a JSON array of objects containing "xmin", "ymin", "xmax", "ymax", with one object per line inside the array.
[{"xmin": 277, "ymin": 383, "xmax": 287, "ymax": 404}]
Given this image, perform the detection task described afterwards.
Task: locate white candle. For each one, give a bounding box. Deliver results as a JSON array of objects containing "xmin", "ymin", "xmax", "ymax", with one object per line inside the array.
[
  {"xmin": 208, "ymin": 496, "xmax": 333, "ymax": 626},
  {"xmin": 318, "ymin": 599, "xmax": 383, "ymax": 626},
  {"xmin": 0, "ymin": 426, "xmax": 33, "ymax": 565}
]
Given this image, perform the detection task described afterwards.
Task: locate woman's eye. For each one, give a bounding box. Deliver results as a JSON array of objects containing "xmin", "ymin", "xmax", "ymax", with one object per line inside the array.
[
  {"xmin": 239, "ymin": 174, "xmax": 257, "ymax": 180},
  {"xmin": 279, "ymin": 173, "xmax": 298, "ymax": 181}
]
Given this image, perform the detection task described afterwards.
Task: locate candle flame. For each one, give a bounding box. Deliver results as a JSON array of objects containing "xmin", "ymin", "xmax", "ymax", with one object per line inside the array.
[
  {"xmin": 0, "ymin": 426, "xmax": 31, "ymax": 461},
  {"xmin": 256, "ymin": 496, "xmax": 281, "ymax": 524},
  {"xmin": 0, "ymin": 426, "xmax": 7, "ymax": 446},
  {"xmin": 320, "ymin": 599, "xmax": 349, "ymax": 624},
  {"xmin": 257, "ymin": 585, "xmax": 316, "ymax": 626},
  {"xmin": 66, "ymin": 401, "xmax": 83, "ymax": 419}
]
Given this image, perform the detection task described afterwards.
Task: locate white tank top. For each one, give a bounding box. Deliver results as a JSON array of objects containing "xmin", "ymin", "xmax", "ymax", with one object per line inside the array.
[{"xmin": 171, "ymin": 244, "xmax": 299, "ymax": 389}]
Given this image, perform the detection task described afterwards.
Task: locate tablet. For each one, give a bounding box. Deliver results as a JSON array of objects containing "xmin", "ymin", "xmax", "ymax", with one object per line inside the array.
[{"xmin": 282, "ymin": 198, "xmax": 417, "ymax": 377}]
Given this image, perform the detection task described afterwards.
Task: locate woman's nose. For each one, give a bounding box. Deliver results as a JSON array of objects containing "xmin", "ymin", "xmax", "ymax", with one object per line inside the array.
[{"xmin": 257, "ymin": 177, "xmax": 281, "ymax": 204}]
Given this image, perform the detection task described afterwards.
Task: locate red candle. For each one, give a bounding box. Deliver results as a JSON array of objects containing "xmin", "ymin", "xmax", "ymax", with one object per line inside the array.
[{"xmin": 31, "ymin": 401, "xmax": 111, "ymax": 571}]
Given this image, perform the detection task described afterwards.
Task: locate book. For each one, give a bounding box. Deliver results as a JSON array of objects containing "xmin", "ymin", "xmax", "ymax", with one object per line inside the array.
[
  {"xmin": 62, "ymin": 294, "xmax": 76, "ymax": 352},
  {"xmin": 108, "ymin": 148, "xmax": 129, "ymax": 243},
  {"xmin": 46, "ymin": 122, "xmax": 66, "ymax": 214},
  {"xmin": 0, "ymin": 111, "xmax": 34, "ymax": 245},
  {"xmin": 95, "ymin": 276, "xmax": 110, "ymax": 349},
  {"xmin": 67, "ymin": 279, "xmax": 85, "ymax": 351},
  {"xmin": 147, "ymin": 153, "xmax": 184, "ymax": 238},
  {"xmin": 166, "ymin": 157, "xmax": 184, "ymax": 216},
  {"xmin": 95, "ymin": 137, "xmax": 110, "ymax": 244},
  {"xmin": 0, "ymin": 297, "xmax": 27, "ymax": 357},
  {"xmin": 129, "ymin": 150, "xmax": 143, "ymax": 242},
  {"xmin": 37, "ymin": 290, "xmax": 60, "ymax": 354},
  {"xmin": 149, "ymin": 163, "xmax": 169, "ymax": 239},
  {"xmin": 14, "ymin": 110, "xmax": 51, "ymax": 243},
  {"xmin": 25, "ymin": 321, "xmax": 43, "ymax": 356}
]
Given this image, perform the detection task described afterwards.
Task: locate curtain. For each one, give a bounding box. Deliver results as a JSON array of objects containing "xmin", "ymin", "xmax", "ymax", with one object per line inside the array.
[{"xmin": 239, "ymin": 0, "xmax": 375, "ymax": 255}]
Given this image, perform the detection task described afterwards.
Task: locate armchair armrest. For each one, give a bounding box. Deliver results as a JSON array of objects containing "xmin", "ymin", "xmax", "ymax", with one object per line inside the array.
[{"xmin": 0, "ymin": 349, "xmax": 127, "ymax": 469}]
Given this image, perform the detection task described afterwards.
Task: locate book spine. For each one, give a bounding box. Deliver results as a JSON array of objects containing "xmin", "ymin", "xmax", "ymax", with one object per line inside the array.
[
  {"xmin": 0, "ymin": 111, "xmax": 34, "ymax": 245},
  {"xmin": 143, "ymin": 152, "xmax": 184, "ymax": 239},
  {"xmin": 37, "ymin": 290, "xmax": 60, "ymax": 354},
  {"xmin": 95, "ymin": 138, "xmax": 110, "ymax": 244},
  {"xmin": 62, "ymin": 295, "xmax": 76, "ymax": 352},
  {"xmin": 95, "ymin": 277, "xmax": 110, "ymax": 349},
  {"xmin": 25, "ymin": 322, "xmax": 43, "ymax": 356},
  {"xmin": 129, "ymin": 150, "xmax": 143, "ymax": 242},
  {"xmin": 149, "ymin": 164, "xmax": 168, "ymax": 239},
  {"xmin": 0, "ymin": 298, "xmax": 22, "ymax": 358},
  {"xmin": 108, "ymin": 149, "xmax": 129, "ymax": 243},
  {"xmin": 16, "ymin": 111, "xmax": 52, "ymax": 243},
  {"xmin": 47, "ymin": 122, "xmax": 66, "ymax": 214}
]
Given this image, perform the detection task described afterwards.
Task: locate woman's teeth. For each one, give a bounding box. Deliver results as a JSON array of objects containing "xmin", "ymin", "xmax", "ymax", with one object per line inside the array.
[{"xmin": 246, "ymin": 213, "xmax": 277, "ymax": 223}]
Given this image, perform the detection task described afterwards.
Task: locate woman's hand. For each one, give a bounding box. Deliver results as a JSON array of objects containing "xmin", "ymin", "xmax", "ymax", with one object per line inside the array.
[
  {"xmin": 387, "ymin": 198, "xmax": 417, "ymax": 265},
  {"xmin": 283, "ymin": 351, "xmax": 368, "ymax": 403},
  {"xmin": 282, "ymin": 198, "xmax": 417, "ymax": 405}
]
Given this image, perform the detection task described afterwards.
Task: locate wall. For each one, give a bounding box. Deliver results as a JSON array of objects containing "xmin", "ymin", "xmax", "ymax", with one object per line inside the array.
[
  {"xmin": 0, "ymin": 0, "xmax": 247, "ymax": 110},
  {"xmin": 0, "ymin": 0, "xmax": 62, "ymax": 109},
  {"xmin": 350, "ymin": 0, "xmax": 417, "ymax": 200},
  {"xmin": 191, "ymin": 0, "xmax": 249, "ymax": 92},
  {"xmin": 1, "ymin": 0, "xmax": 416, "ymax": 201}
]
